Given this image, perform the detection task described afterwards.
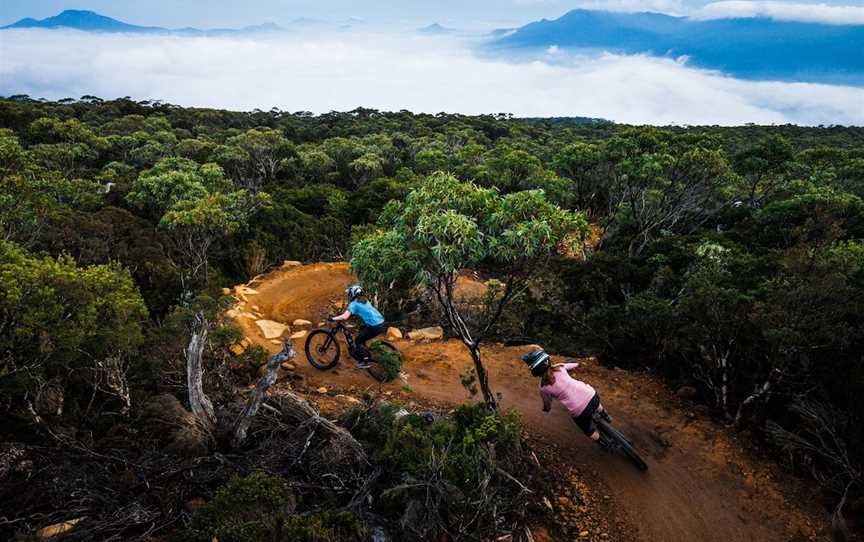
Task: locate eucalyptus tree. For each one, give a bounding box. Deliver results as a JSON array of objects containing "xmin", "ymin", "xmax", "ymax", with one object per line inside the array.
[
  {"xmin": 351, "ymin": 172, "xmax": 587, "ymax": 408},
  {"xmin": 128, "ymin": 157, "xmax": 269, "ymax": 284}
]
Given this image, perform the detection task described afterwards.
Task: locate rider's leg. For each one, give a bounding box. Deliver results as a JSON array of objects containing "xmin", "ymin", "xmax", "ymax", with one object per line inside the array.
[
  {"xmin": 597, "ymin": 403, "xmax": 613, "ymax": 423},
  {"xmin": 593, "ymin": 430, "xmax": 612, "ymax": 450},
  {"xmin": 354, "ymin": 324, "xmax": 384, "ymax": 366}
]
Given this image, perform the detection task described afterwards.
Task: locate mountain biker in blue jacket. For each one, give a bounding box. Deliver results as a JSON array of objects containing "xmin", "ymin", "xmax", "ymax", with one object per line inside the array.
[{"xmin": 329, "ymin": 284, "xmax": 386, "ymax": 369}]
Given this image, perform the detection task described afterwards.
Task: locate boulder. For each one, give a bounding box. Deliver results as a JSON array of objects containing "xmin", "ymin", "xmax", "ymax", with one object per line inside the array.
[
  {"xmin": 36, "ymin": 518, "xmax": 84, "ymax": 539},
  {"xmin": 289, "ymin": 330, "xmax": 308, "ymax": 340},
  {"xmin": 282, "ymin": 260, "xmax": 302, "ymax": 268},
  {"xmin": 221, "ymin": 288, "xmax": 231, "ymax": 295},
  {"xmin": 140, "ymin": 394, "xmax": 208, "ymax": 457},
  {"xmin": 270, "ymin": 339, "xmax": 283, "ymax": 345},
  {"xmin": 407, "ymin": 326, "xmax": 444, "ymax": 341},
  {"xmin": 225, "ymin": 309, "xmax": 240, "ymax": 319},
  {"xmin": 317, "ymin": 386, "xmax": 328, "ymax": 394},
  {"xmin": 255, "ymin": 319, "xmax": 288, "ymax": 339},
  {"xmin": 293, "ymin": 319, "xmax": 312, "ymax": 327},
  {"xmin": 335, "ymin": 394, "xmax": 361, "ymax": 405},
  {"xmin": 386, "ymin": 327, "xmax": 403, "ymax": 340},
  {"xmin": 280, "ymin": 362, "xmax": 296, "ymax": 371},
  {"xmin": 234, "ymin": 285, "xmax": 259, "ymax": 296}
]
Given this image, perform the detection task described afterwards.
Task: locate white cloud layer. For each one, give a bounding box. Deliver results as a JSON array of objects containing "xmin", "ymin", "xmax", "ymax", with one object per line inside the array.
[
  {"xmin": 694, "ymin": 1, "xmax": 864, "ymax": 25},
  {"xmin": 0, "ymin": 29, "xmax": 862, "ymax": 126}
]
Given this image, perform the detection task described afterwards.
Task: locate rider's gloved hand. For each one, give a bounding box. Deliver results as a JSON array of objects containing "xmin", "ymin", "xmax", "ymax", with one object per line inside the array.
[{"xmin": 327, "ymin": 316, "xmax": 336, "ymax": 322}]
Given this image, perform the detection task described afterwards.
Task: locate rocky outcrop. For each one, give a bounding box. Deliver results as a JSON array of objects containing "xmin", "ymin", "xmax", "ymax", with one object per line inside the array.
[
  {"xmin": 407, "ymin": 326, "xmax": 444, "ymax": 341},
  {"xmin": 386, "ymin": 327, "xmax": 403, "ymax": 340},
  {"xmin": 140, "ymin": 394, "xmax": 209, "ymax": 457},
  {"xmin": 36, "ymin": 517, "xmax": 84, "ymax": 539},
  {"xmin": 255, "ymin": 319, "xmax": 288, "ymax": 339}
]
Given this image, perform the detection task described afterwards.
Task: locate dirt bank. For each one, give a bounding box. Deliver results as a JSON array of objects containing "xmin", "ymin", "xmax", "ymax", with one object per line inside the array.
[{"xmin": 228, "ymin": 262, "xmax": 830, "ymax": 542}]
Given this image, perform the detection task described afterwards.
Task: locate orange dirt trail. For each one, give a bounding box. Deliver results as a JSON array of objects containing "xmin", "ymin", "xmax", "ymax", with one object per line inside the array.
[{"xmin": 230, "ymin": 262, "xmax": 829, "ymax": 542}]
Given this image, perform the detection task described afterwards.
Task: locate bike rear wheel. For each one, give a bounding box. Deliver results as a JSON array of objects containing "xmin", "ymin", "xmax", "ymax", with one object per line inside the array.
[
  {"xmin": 597, "ymin": 419, "xmax": 648, "ymax": 471},
  {"xmin": 305, "ymin": 329, "xmax": 341, "ymax": 370}
]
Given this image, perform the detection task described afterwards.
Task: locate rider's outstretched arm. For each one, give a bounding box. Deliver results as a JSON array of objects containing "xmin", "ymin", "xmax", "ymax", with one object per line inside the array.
[
  {"xmin": 541, "ymin": 390, "xmax": 552, "ymax": 413},
  {"xmin": 330, "ymin": 309, "xmax": 352, "ymax": 321}
]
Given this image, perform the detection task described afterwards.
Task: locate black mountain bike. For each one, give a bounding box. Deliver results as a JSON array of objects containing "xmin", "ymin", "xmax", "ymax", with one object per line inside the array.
[
  {"xmin": 304, "ymin": 321, "xmax": 401, "ymax": 381},
  {"xmin": 594, "ymin": 412, "xmax": 648, "ymax": 471}
]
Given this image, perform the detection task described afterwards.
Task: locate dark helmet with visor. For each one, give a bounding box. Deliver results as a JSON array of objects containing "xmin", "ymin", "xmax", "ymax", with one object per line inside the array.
[{"xmin": 522, "ymin": 349, "xmax": 551, "ymax": 377}]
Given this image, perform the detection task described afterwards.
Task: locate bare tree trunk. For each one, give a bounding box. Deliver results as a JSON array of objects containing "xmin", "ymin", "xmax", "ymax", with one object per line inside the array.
[
  {"xmin": 231, "ymin": 341, "xmax": 296, "ymax": 448},
  {"xmin": 733, "ymin": 375, "xmax": 773, "ymax": 428},
  {"xmin": 186, "ymin": 312, "xmax": 215, "ymax": 431},
  {"xmin": 468, "ymin": 343, "xmax": 497, "ymax": 410},
  {"xmin": 437, "ymin": 276, "xmax": 498, "ymax": 410}
]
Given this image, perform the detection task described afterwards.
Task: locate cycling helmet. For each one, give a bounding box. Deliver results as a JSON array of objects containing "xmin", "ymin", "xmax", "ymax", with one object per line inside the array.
[
  {"xmin": 522, "ymin": 349, "xmax": 551, "ymax": 377},
  {"xmin": 346, "ymin": 284, "xmax": 364, "ymax": 301}
]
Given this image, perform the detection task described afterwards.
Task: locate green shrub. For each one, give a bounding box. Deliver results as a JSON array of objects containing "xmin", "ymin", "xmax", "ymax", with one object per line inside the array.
[
  {"xmin": 283, "ymin": 511, "xmax": 363, "ymax": 542},
  {"xmin": 193, "ymin": 472, "xmax": 364, "ymax": 542},
  {"xmin": 192, "ymin": 472, "xmax": 291, "ymax": 542},
  {"xmin": 349, "ymin": 402, "xmax": 522, "ymax": 491},
  {"xmin": 369, "ymin": 341, "xmax": 401, "ymax": 382},
  {"xmin": 211, "ymin": 324, "xmax": 244, "ymax": 349}
]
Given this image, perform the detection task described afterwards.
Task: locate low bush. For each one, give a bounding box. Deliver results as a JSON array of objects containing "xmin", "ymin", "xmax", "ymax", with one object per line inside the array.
[
  {"xmin": 369, "ymin": 341, "xmax": 401, "ymax": 382},
  {"xmin": 343, "ymin": 402, "xmax": 534, "ymax": 540},
  {"xmin": 192, "ymin": 472, "xmax": 365, "ymax": 542}
]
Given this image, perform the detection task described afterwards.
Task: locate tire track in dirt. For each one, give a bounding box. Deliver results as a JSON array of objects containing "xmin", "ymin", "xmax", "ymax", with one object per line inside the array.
[{"xmin": 228, "ymin": 262, "xmax": 829, "ymax": 542}]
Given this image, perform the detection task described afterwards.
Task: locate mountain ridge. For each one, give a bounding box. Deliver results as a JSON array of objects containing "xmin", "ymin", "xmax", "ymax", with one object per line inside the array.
[
  {"xmin": 1, "ymin": 9, "xmax": 285, "ymax": 35},
  {"xmin": 492, "ymin": 8, "xmax": 864, "ymax": 85}
]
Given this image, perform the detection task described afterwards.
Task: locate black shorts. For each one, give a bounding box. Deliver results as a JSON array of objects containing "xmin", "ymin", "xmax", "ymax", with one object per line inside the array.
[{"xmin": 572, "ymin": 393, "xmax": 600, "ymax": 436}]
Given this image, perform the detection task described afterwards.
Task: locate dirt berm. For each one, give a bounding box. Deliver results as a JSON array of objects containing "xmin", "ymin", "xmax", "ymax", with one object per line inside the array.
[{"xmin": 228, "ymin": 262, "xmax": 830, "ymax": 542}]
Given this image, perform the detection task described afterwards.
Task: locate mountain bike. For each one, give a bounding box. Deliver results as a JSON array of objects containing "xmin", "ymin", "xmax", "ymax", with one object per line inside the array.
[
  {"xmin": 304, "ymin": 321, "xmax": 401, "ymax": 382},
  {"xmin": 594, "ymin": 412, "xmax": 648, "ymax": 471}
]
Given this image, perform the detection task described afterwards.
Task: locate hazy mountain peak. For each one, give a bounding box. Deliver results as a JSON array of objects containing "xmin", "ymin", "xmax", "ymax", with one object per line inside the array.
[
  {"xmin": 493, "ymin": 8, "xmax": 864, "ymax": 85},
  {"xmin": 418, "ymin": 23, "xmax": 456, "ymax": 35}
]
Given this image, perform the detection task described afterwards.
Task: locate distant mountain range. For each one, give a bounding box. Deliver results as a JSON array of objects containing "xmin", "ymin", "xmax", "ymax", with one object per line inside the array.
[
  {"xmin": 2, "ymin": 9, "xmax": 289, "ymax": 35},
  {"xmin": 492, "ymin": 9, "xmax": 864, "ymax": 85},
  {"xmin": 418, "ymin": 23, "xmax": 457, "ymax": 35}
]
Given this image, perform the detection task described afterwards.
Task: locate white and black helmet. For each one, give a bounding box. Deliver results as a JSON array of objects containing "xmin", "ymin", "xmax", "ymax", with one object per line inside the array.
[
  {"xmin": 522, "ymin": 349, "xmax": 551, "ymax": 377},
  {"xmin": 346, "ymin": 284, "xmax": 364, "ymax": 301}
]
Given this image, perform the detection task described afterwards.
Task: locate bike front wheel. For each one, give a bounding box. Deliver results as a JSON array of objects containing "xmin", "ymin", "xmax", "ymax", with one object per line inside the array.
[
  {"xmin": 305, "ymin": 329, "xmax": 341, "ymax": 370},
  {"xmin": 597, "ymin": 418, "xmax": 648, "ymax": 471}
]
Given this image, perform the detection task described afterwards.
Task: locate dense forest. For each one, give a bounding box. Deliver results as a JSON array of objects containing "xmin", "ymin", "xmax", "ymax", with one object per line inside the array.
[{"xmin": 1, "ymin": 95, "xmax": 862, "ymax": 540}]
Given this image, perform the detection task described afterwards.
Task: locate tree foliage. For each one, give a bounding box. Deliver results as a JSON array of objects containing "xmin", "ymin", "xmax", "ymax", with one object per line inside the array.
[{"xmin": 352, "ymin": 173, "xmax": 587, "ymax": 407}]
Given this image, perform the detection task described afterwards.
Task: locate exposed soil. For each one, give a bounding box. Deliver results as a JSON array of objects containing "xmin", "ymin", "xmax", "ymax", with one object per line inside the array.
[{"xmin": 229, "ymin": 262, "xmax": 831, "ymax": 542}]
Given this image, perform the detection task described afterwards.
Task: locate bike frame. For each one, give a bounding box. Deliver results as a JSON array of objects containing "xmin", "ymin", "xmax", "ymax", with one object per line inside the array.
[{"xmin": 327, "ymin": 321, "xmax": 357, "ymax": 356}]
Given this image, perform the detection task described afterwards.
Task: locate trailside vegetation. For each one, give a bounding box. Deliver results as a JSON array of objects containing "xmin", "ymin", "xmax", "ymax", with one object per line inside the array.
[{"xmin": 1, "ymin": 95, "xmax": 863, "ymax": 538}]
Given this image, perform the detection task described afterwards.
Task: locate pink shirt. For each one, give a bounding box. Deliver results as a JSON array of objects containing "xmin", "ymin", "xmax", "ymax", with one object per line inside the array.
[{"xmin": 540, "ymin": 363, "xmax": 596, "ymax": 417}]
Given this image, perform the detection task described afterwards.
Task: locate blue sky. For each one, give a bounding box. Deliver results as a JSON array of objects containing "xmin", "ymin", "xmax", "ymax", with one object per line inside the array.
[{"xmin": 3, "ymin": 0, "xmax": 864, "ymax": 28}]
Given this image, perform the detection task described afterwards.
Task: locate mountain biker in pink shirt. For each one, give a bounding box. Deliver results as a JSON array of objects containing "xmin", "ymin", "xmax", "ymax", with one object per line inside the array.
[{"xmin": 523, "ymin": 348, "xmax": 612, "ymax": 448}]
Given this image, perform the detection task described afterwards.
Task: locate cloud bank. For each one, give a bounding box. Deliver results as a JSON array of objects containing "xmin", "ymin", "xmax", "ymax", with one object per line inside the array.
[
  {"xmin": 695, "ymin": 1, "xmax": 864, "ymax": 25},
  {"xmin": 566, "ymin": 0, "xmax": 864, "ymax": 25},
  {"xmin": 0, "ymin": 28, "xmax": 862, "ymax": 126}
]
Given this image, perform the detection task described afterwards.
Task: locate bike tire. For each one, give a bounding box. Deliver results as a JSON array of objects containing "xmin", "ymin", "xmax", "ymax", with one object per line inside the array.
[
  {"xmin": 305, "ymin": 329, "xmax": 341, "ymax": 370},
  {"xmin": 597, "ymin": 419, "xmax": 648, "ymax": 471},
  {"xmin": 366, "ymin": 341, "xmax": 401, "ymax": 383}
]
